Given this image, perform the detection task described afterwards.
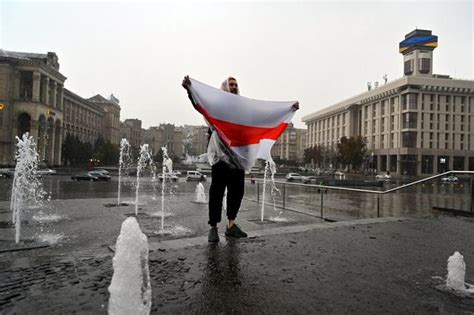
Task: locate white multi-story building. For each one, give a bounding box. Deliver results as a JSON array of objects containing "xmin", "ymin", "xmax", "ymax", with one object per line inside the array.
[{"xmin": 302, "ymin": 29, "xmax": 474, "ymax": 176}]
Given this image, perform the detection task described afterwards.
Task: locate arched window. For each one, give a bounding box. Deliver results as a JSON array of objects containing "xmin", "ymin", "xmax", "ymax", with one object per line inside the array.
[{"xmin": 17, "ymin": 113, "xmax": 31, "ymax": 137}]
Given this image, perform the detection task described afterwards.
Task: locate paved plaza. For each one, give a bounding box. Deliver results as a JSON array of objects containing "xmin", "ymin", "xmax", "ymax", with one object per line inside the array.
[{"xmin": 0, "ymin": 183, "xmax": 473, "ymax": 314}]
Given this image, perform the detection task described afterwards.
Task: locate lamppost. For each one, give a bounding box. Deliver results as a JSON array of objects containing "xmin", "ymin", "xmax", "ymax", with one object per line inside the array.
[
  {"xmin": 371, "ymin": 152, "xmax": 375, "ymax": 177},
  {"xmin": 440, "ymin": 157, "xmax": 446, "ymax": 173}
]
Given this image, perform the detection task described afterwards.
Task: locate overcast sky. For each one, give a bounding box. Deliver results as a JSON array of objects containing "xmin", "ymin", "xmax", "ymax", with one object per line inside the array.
[{"xmin": 1, "ymin": 0, "xmax": 472, "ymax": 128}]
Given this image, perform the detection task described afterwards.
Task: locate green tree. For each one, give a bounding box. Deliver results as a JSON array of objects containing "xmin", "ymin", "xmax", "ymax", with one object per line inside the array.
[
  {"xmin": 303, "ymin": 145, "xmax": 324, "ymax": 168},
  {"xmin": 94, "ymin": 136, "xmax": 105, "ymax": 153},
  {"xmin": 62, "ymin": 134, "xmax": 75, "ymax": 165},
  {"xmin": 62, "ymin": 135, "xmax": 94, "ymax": 166},
  {"xmin": 336, "ymin": 136, "xmax": 367, "ymax": 171},
  {"xmin": 94, "ymin": 140, "xmax": 119, "ymax": 166}
]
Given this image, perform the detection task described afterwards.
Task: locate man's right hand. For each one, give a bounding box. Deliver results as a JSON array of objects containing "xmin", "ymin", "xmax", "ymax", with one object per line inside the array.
[{"xmin": 182, "ymin": 75, "xmax": 191, "ymax": 89}]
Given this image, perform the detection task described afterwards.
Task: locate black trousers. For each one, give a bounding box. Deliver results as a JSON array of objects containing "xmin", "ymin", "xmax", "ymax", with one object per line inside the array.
[{"xmin": 208, "ymin": 161, "xmax": 245, "ymax": 226}]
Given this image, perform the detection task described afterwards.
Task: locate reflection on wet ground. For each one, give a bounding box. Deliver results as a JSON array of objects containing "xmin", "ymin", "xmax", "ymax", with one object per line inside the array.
[
  {"xmin": 1, "ymin": 174, "xmax": 473, "ymax": 313},
  {"xmin": 246, "ymin": 178, "xmax": 472, "ymax": 220},
  {"xmin": 0, "ymin": 175, "xmax": 471, "ymax": 221},
  {"xmin": 198, "ymin": 241, "xmax": 247, "ymax": 313}
]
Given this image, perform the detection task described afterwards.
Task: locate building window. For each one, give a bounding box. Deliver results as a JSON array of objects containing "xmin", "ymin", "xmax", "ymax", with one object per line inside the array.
[
  {"xmin": 402, "ymin": 131, "xmax": 417, "ymax": 148},
  {"xmin": 402, "ymin": 112, "xmax": 418, "ymax": 129},
  {"xmin": 402, "ymin": 93, "xmax": 417, "ymax": 110},
  {"xmin": 419, "ymin": 58, "xmax": 430, "ymax": 74},
  {"xmin": 404, "ymin": 60, "xmax": 414, "ymax": 75}
]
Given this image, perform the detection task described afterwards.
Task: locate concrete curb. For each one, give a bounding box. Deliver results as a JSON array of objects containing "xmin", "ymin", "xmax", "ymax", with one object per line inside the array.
[{"xmin": 148, "ymin": 217, "xmax": 405, "ymax": 251}]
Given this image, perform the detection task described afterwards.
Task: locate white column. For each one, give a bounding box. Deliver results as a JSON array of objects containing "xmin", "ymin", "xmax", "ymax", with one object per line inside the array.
[
  {"xmin": 42, "ymin": 77, "xmax": 50, "ymax": 105},
  {"xmin": 58, "ymin": 84, "xmax": 64, "ymax": 110},
  {"xmin": 30, "ymin": 121, "xmax": 39, "ymax": 143},
  {"xmin": 13, "ymin": 71, "xmax": 20, "ymax": 99},
  {"xmin": 48, "ymin": 127, "xmax": 56, "ymax": 166},
  {"xmin": 51, "ymin": 81, "xmax": 57, "ymax": 108},
  {"xmin": 54, "ymin": 127, "xmax": 62, "ymax": 165},
  {"xmin": 32, "ymin": 71, "xmax": 41, "ymax": 102}
]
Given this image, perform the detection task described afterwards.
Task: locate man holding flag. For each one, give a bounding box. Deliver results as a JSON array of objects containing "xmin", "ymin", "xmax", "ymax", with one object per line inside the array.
[{"xmin": 182, "ymin": 76, "xmax": 298, "ymax": 243}]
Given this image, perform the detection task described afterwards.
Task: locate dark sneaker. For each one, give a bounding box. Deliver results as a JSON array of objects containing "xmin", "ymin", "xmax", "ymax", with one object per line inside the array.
[
  {"xmin": 208, "ymin": 227, "xmax": 219, "ymax": 243},
  {"xmin": 225, "ymin": 224, "xmax": 248, "ymax": 238}
]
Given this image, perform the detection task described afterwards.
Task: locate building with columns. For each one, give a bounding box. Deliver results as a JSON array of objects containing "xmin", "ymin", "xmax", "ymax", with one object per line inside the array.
[
  {"xmin": 88, "ymin": 94, "xmax": 121, "ymax": 145},
  {"xmin": 120, "ymin": 118, "xmax": 145, "ymax": 151},
  {"xmin": 0, "ymin": 49, "xmax": 122, "ymax": 166},
  {"xmin": 0, "ymin": 50, "xmax": 66, "ymax": 165},
  {"xmin": 302, "ymin": 29, "xmax": 474, "ymax": 176},
  {"xmin": 144, "ymin": 124, "xmax": 184, "ymax": 158},
  {"xmin": 63, "ymin": 89, "xmax": 104, "ymax": 145},
  {"xmin": 183, "ymin": 125, "xmax": 209, "ymax": 156}
]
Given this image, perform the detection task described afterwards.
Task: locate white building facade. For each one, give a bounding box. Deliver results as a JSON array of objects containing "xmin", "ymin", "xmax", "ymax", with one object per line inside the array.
[{"xmin": 302, "ymin": 30, "xmax": 474, "ymax": 176}]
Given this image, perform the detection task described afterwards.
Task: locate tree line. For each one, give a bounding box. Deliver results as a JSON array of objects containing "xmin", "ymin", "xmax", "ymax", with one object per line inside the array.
[
  {"xmin": 304, "ymin": 136, "xmax": 368, "ymax": 171},
  {"xmin": 62, "ymin": 135, "xmax": 119, "ymax": 166},
  {"xmin": 62, "ymin": 135, "xmax": 183, "ymax": 167}
]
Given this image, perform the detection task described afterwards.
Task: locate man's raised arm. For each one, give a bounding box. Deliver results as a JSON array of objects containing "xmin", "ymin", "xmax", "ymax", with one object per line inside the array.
[{"xmin": 182, "ymin": 75, "xmax": 197, "ymax": 110}]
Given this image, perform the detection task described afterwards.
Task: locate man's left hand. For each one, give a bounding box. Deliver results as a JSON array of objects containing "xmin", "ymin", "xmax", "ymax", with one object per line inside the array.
[{"xmin": 292, "ymin": 101, "xmax": 299, "ymax": 111}]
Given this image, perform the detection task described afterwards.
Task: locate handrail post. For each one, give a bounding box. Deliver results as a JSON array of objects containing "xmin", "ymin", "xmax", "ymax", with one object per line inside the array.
[
  {"xmin": 257, "ymin": 181, "xmax": 260, "ymax": 204},
  {"xmin": 282, "ymin": 184, "xmax": 286, "ymax": 210},
  {"xmin": 320, "ymin": 185, "xmax": 324, "ymax": 220},
  {"xmin": 377, "ymin": 194, "xmax": 380, "ymax": 218},
  {"xmin": 471, "ymin": 178, "xmax": 474, "ymax": 213}
]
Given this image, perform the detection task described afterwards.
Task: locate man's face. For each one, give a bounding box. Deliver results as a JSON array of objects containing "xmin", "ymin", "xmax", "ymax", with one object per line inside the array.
[{"xmin": 228, "ymin": 79, "xmax": 238, "ymax": 94}]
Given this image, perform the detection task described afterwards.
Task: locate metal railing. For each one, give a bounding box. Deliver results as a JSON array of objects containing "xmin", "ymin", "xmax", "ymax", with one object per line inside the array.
[{"xmin": 253, "ymin": 171, "xmax": 474, "ymax": 219}]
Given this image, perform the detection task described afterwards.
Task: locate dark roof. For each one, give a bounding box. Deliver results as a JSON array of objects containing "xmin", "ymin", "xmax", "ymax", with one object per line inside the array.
[
  {"xmin": 0, "ymin": 49, "xmax": 50, "ymax": 60},
  {"xmin": 405, "ymin": 29, "xmax": 433, "ymax": 39},
  {"xmin": 88, "ymin": 94, "xmax": 121, "ymax": 110},
  {"xmin": 88, "ymin": 94, "xmax": 110, "ymax": 103},
  {"xmin": 63, "ymin": 88, "xmax": 103, "ymax": 112}
]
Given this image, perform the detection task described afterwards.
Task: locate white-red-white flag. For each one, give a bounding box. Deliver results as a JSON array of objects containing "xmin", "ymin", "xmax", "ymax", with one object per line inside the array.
[{"xmin": 187, "ymin": 78, "xmax": 296, "ymax": 170}]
